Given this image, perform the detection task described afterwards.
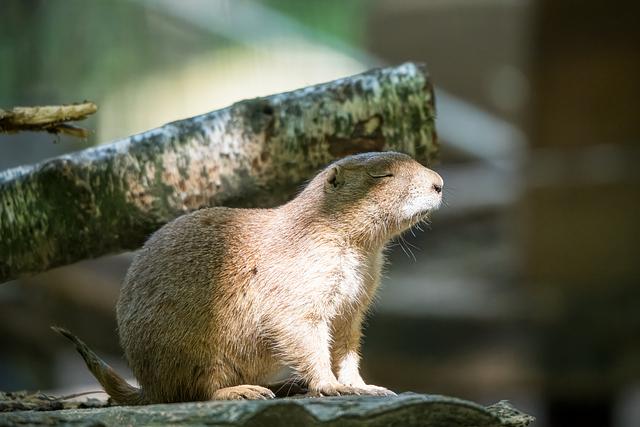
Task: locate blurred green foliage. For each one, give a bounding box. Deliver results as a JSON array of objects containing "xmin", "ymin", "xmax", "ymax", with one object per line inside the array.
[
  {"xmin": 0, "ymin": 0, "xmax": 221, "ymax": 106},
  {"xmin": 261, "ymin": 0, "xmax": 368, "ymax": 45}
]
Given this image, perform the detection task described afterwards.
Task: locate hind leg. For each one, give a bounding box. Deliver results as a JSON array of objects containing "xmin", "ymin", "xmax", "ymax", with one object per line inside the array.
[{"xmin": 212, "ymin": 385, "xmax": 275, "ymax": 400}]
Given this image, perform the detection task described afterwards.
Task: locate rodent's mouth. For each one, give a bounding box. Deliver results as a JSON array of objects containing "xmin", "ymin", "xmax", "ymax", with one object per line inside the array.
[
  {"xmin": 418, "ymin": 209, "xmax": 433, "ymax": 220},
  {"xmin": 416, "ymin": 208, "xmax": 434, "ymax": 218},
  {"xmin": 419, "ymin": 199, "xmax": 442, "ymax": 217},
  {"xmin": 405, "ymin": 209, "xmax": 432, "ymax": 227},
  {"xmin": 398, "ymin": 209, "xmax": 432, "ymax": 233}
]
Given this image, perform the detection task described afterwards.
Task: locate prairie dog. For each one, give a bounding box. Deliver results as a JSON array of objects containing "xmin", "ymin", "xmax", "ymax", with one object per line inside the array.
[{"xmin": 55, "ymin": 151, "xmax": 443, "ymax": 404}]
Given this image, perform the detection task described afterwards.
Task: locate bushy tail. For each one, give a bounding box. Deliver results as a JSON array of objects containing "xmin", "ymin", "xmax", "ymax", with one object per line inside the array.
[{"xmin": 51, "ymin": 326, "xmax": 146, "ymax": 405}]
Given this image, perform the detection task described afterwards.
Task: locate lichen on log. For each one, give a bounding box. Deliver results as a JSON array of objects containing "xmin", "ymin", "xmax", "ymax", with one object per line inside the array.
[
  {"xmin": 0, "ymin": 63, "xmax": 437, "ymax": 283},
  {"xmin": 0, "ymin": 393, "xmax": 534, "ymax": 427}
]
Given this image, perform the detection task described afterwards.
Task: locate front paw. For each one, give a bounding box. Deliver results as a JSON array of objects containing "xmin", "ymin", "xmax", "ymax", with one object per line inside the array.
[
  {"xmin": 307, "ymin": 381, "xmax": 365, "ymax": 397},
  {"xmin": 339, "ymin": 376, "xmax": 396, "ymax": 396},
  {"xmin": 355, "ymin": 384, "xmax": 396, "ymax": 396},
  {"xmin": 308, "ymin": 381, "xmax": 396, "ymax": 397}
]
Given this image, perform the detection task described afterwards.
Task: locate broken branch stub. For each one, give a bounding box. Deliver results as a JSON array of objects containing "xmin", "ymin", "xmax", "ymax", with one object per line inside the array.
[
  {"xmin": 0, "ymin": 62, "xmax": 438, "ymax": 283},
  {"xmin": 0, "ymin": 102, "xmax": 97, "ymax": 138}
]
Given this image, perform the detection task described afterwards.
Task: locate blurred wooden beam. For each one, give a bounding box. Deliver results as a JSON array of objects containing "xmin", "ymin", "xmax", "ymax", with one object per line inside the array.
[{"xmin": 523, "ymin": 2, "xmax": 640, "ymax": 425}]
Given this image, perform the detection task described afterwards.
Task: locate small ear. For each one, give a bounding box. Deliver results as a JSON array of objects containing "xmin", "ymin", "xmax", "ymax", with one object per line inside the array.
[{"xmin": 326, "ymin": 165, "xmax": 344, "ymax": 189}]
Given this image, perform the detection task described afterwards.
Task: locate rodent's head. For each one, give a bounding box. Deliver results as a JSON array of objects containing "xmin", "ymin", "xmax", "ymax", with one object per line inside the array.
[{"xmin": 303, "ymin": 152, "xmax": 443, "ymax": 246}]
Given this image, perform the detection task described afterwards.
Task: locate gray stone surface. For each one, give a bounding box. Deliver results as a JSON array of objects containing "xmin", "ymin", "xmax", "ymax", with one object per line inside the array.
[{"xmin": 0, "ymin": 393, "xmax": 534, "ymax": 427}]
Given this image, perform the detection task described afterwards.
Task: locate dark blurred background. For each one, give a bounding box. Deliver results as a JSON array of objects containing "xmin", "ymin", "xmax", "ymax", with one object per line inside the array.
[{"xmin": 1, "ymin": 1, "xmax": 639, "ymax": 426}]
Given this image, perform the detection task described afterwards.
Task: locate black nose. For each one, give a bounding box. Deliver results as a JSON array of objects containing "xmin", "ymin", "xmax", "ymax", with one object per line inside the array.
[{"xmin": 432, "ymin": 183, "xmax": 442, "ymax": 194}]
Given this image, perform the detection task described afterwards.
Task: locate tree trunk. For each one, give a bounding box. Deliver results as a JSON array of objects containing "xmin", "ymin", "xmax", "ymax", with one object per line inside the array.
[{"xmin": 0, "ymin": 63, "xmax": 438, "ymax": 283}]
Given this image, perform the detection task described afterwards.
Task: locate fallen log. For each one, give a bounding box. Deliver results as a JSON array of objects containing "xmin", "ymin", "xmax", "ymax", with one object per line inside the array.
[{"xmin": 0, "ymin": 63, "xmax": 437, "ymax": 283}]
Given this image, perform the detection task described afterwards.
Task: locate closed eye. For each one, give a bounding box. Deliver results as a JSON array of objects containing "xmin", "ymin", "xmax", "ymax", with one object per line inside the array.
[{"xmin": 367, "ymin": 172, "xmax": 394, "ymax": 179}]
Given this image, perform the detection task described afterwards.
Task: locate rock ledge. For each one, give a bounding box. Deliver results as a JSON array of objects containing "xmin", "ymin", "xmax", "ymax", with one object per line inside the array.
[{"xmin": 0, "ymin": 393, "xmax": 534, "ymax": 426}]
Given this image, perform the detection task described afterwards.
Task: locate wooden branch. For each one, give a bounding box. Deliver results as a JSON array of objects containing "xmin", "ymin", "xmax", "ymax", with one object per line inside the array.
[
  {"xmin": 0, "ymin": 102, "xmax": 97, "ymax": 138},
  {"xmin": 0, "ymin": 63, "xmax": 438, "ymax": 283}
]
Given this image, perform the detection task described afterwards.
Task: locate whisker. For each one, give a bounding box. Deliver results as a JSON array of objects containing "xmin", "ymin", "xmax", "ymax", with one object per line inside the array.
[
  {"xmin": 396, "ymin": 237, "xmax": 411, "ymax": 259},
  {"xmin": 403, "ymin": 238, "xmax": 421, "ymax": 251},
  {"xmin": 398, "ymin": 235, "xmax": 416, "ymax": 261}
]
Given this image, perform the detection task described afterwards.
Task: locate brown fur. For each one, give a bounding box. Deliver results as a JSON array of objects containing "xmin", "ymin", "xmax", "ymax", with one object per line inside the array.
[{"xmin": 56, "ymin": 152, "xmax": 443, "ymax": 404}]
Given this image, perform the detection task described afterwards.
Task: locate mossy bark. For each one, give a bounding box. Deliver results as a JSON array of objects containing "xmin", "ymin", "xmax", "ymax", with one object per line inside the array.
[{"xmin": 0, "ymin": 63, "xmax": 437, "ymax": 283}]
